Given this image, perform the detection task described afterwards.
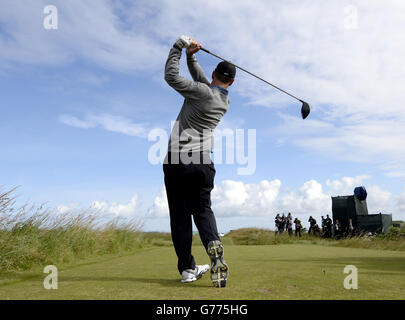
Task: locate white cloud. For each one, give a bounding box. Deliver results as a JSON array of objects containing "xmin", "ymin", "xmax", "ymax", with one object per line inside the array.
[
  {"xmin": 212, "ymin": 179, "xmax": 281, "ymax": 217},
  {"xmin": 146, "ymin": 180, "xmax": 282, "ymax": 218},
  {"xmin": 56, "ymin": 203, "xmax": 78, "ymax": 214},
  {"xmin": 59, "ymin": 113, "xmax": 149, "ymax": 138},
  {"xmin": 326, "ymin": 175, "xmax": 371, "ymax": 195},
  {"xmin": 278, "ymin": 180, "xmax": 330, "ymax": 215},
  {"xmin": 91, "ymin": 195, "xmax": 138, "ymax": 217},
  {"xmin": 397, "ymin": 187, "xmax": 405, "ymax": 212},
  {"xmin": 211, "ymin": 177, "xmax": 375, "ymax": 217},
  {"xmin": 279, "ymin": 178, "xmax": 396, "ymax": 216},
  {"xmin": 274, "ymin": 114, "xmax": 405, "ymax": 176},
  {"xmin": 148, "ymin": 176, "xmax": 405, "ymax": 219},
  {"xmin": 0, "ymin": 0, "xmax": 168, "ymax": 71},
  {"xmin": 147, "ymin": 187, "xmax": 169, "ymax": 218},
  {"xmin": 296, "ymin": 180, "xmax": 330, "ymax": 212},
  {"xmin": 59, "ymin": 114, "xmax": 96, "ymax": 129},
  {"xmin": 366, "ymin": 186, "xmax": 392, "ymax": 214}
]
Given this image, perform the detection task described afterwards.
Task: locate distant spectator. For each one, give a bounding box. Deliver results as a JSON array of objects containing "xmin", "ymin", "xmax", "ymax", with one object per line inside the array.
[
  {"xmin": 313, "ymin": 223, "xmax": 321, "ymax": 236},
  {"xmin": 275, "ymin": 214, "xmax": 282, "ymax": 235},
  {"xmin": 286, "ymin": 213, "xmax": 293, "ymax": 236},
  {"xmin": 321, "ymin": 216, "xmax": 326, "ymax": 236},
  {"xmin": 324, "ymin": 215, "xmax": 332, "ymax": 238},
  {"xmin": 308, "ymin": 216, "xmax": 317, "ymax": 235},
  {"xmin": 281, "ymin": 214, "xmax": 286, "ymax": 233},
  {"xmin": 348, "ymin": 218, "xmax": 354, "ymax": 238},
  {"xmin": 334, "ymin": 219, "xmax": 342, "ymax": 239},
  {"xmin": 294, "ymin": 218, "xmax": 302, "ymax": 237}
]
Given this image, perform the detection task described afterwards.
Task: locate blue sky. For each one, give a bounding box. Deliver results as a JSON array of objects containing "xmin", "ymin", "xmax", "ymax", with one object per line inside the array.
[{"xmin": 1, "ymin": 0, "xmax": 405, "ymax": 232}]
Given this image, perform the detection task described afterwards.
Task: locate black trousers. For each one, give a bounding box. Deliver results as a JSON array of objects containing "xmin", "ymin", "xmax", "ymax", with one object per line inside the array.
[{"xmin": 163, "ymin": 153, "xmax": 220, "ymax": 274}]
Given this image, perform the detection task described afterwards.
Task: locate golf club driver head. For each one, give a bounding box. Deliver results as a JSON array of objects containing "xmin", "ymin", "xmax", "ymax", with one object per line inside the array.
[
  {"xmin": 200, "ymin": 47, "xmax": 311, "ymax": 119},
  {"xmin": 301, "ymin": 101, "xmax": 310, "ymax": 119}
]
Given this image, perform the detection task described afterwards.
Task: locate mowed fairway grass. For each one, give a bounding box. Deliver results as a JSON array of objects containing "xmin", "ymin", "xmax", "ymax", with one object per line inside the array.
[{"xmin": 1, "ymin": 244, "xmax": 404, "ymax": 299}]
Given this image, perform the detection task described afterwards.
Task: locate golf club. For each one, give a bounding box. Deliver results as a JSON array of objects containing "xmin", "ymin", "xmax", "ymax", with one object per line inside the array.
[{"xmin": 200, "ymin": 47, "xmax": 311, "ymax": 119}]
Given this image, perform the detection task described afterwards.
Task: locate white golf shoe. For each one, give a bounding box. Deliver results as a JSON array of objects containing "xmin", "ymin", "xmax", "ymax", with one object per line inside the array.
[{"xmin": 181, "ymin": 264, "xmax": 210, "ymax": 283}]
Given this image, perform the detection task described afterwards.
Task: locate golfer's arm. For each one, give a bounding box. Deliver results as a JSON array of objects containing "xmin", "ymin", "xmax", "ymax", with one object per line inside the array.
[
  {"xmin": 164, "ymin": 47, "xmax": 209, "ymax": 99},
  {"xmin": 187, "ymin": 54, "xmax": 210, "ymax": 85}
]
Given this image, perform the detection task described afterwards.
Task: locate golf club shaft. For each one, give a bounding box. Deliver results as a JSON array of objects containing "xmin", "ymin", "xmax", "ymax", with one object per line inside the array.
[{"xmin": 200, "ymin": 47, "xmax": 303, "ymax": 103}]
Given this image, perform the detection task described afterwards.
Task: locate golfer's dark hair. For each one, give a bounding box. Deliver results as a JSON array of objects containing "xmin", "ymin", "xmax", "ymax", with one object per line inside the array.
[{"xmin": 214, "ymin": 71, "xmax": 234, "ymax": 84}]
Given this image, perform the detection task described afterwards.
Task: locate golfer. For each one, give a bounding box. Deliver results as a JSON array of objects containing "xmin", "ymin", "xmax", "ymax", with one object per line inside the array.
[{"xmin": 163, "ymin": 36, "xmax": 235, "ymax": 287}]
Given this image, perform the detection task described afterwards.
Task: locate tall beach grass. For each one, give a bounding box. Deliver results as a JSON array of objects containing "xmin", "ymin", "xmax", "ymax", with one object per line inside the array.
[{"xmin": 0, "ymin": 187, "xmax": 144, "ymax": 271}]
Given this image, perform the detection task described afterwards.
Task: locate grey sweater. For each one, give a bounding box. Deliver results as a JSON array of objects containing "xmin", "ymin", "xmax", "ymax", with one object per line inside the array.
[{"xmin": 164, "ymin": 41, "xmax": 230, "ymax": 155}]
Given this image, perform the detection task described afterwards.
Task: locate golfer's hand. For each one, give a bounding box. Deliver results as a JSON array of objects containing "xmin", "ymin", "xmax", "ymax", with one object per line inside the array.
[
  {"xmin": 187, "ymin": 39, "xmax": 202, "ymax": 56},
  {"xmin": 175, "ymin": 35, "xmax": 193, "ymax": 49}
]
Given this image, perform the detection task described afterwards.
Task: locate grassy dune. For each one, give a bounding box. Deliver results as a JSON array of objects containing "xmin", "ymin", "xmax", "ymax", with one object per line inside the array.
[{"xmin": 225, "ymin": 227, "xmax": 405, "ymax": 251}]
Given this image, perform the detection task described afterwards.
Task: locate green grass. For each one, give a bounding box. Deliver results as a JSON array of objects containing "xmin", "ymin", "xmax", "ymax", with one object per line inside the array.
[{"xmin": 1, "ymin": 244, "xmax": 404, "ymax": 299}]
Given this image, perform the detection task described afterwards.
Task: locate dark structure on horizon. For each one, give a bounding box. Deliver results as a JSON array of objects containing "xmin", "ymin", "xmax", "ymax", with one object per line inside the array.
[{"xmin": 331, "ymin": 186, "xmax": 392, "ymax": 234}]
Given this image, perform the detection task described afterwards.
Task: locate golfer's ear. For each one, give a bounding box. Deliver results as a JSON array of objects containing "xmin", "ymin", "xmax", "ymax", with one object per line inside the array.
[
  {"xmin": 228, "ymin": 79, "xmax": 234, "ymax": 87},
  {"xmin": 212, "ymin": 71, "xmax": 215, "ymax": 80}
]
